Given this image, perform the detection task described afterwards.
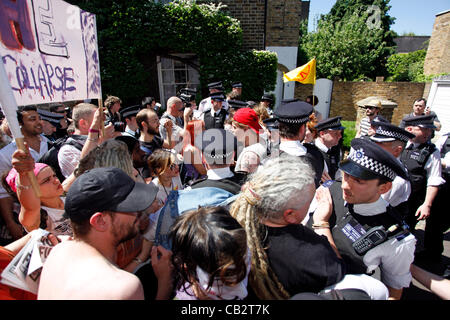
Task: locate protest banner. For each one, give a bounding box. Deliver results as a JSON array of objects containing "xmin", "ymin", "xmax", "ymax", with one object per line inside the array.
[
  {"xmin": 0, "ymin": 0, "xmax": 102, "ymax": 196},
  {"xmin": 0, "ymin": 0, "xmax": 102, "ymax": 106},
  {"xmin": 0, "ymin": 228, "xmax": 62, "ymax": 294}
]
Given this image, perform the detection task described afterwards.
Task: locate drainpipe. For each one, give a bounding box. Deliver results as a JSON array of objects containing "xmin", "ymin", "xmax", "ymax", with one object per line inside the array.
[{"xmin": 263, "ymin": 0, "xmax": 267, "ymax": 49}]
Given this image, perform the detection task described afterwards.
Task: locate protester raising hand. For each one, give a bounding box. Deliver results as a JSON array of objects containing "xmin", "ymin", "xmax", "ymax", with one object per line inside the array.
[{"xmin": 7, "ymin": 146, "xmax": 70, "ymax": 236}]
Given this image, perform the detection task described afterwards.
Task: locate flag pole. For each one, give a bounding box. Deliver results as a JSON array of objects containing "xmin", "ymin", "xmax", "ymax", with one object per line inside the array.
[
  {"xmin": 0, "ymin": 61, "xmax": 40, "ymax": 197},
  {"xmin": 312, "ymin": 57, "xmax": 316, "ymax": 106}
]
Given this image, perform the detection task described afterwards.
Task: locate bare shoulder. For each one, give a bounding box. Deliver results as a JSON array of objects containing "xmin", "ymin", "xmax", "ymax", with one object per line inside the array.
[
  {"xmin": 39, "ymin": 241, "xmax": 144, "ymax": 300},
  {"xmin": 110, "ymin": 270, "xmax": 145, "ymax": 300}
]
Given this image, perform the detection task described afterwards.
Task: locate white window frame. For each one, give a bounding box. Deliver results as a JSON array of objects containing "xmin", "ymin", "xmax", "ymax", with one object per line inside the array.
[{"xmin": 157, "ymin": 54, "xmax": 200, "ymax": 109}]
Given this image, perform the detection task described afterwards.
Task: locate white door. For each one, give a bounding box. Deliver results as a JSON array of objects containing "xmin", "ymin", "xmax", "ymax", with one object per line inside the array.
[
  {"xmin": 428, "ymin": 79, "xmax": 450, "ymax": 135},
  {"xmin": 313, "ymin": 78, "xmax": 333, "ymax": 119}
]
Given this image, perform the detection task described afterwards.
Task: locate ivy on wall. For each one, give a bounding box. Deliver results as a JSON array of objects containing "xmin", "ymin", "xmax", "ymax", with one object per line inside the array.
[{"xmin": 69, "ymin": 0, "xmax": 277, "ymax": 103}]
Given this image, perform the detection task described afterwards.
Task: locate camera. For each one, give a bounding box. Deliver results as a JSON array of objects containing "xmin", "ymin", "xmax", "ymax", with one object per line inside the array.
[
  {"xmin": 105, "ymin": 120, "xmax": 125, "ymax": 132},
  {"xmin": 178, "ymin": 88, "xmax": 197, "ymax": 109},
  {"xmin": 179, "ymin": 93, "xmax": 194, "ymax": 108}
]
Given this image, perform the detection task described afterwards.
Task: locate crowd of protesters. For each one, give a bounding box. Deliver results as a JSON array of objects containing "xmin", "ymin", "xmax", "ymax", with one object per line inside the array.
[{"xmin": 0, "ymin": 82, "xmax": 448, "ymax": 301}]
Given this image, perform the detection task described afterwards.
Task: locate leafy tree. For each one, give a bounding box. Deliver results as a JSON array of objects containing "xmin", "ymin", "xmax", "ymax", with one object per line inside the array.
[
  {"xmin": 386, "ymin": 50, "xmax": 426, "ymax": 82},
  {"xmin": 68, "ymin": 0, "xmax": 277, "ymax": 103},
  {"xmin": 302, "ymin": 0, "xmax": 396, "ymax": 81}
]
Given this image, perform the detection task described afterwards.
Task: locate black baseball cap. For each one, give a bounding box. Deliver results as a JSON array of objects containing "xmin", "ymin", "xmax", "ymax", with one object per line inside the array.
[{"xmin": 65, "ymin": 167, "xmax": 159, "ymax": 223}]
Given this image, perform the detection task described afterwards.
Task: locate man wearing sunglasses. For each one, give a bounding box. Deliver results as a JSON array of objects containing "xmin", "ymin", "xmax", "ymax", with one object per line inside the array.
[{"xmin": 356, "ymin": 99, "xmax": 381, "ymax": 138}]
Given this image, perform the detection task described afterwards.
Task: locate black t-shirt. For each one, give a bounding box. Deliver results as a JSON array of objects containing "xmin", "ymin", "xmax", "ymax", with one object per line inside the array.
[
  {"xmin": 190, "ymin": 177, "xmax": 242, "ymax": 194},
  {"xmin": 139, "ymin": 135, "xmax": 164, "ymax": 179},
  {"xmin": 264, "ymin": 224, "xmax": 346, "ymax": 295},
  {"xmin": 139, "ymin": 135, "xmax": 164, "ymax": 156}
]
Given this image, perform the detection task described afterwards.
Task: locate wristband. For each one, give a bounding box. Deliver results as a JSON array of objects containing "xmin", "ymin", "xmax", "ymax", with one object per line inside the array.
[
  {"xmin": 312, "ymin": 222, "xmax": 330, "ymax": 229},
  {"xmin": 15, "ymin": 182, "xmax": 31, "ymax": 190},
  {"xmin": 89, "ymin": 128, "xmax": 100, "ymax": 133}
]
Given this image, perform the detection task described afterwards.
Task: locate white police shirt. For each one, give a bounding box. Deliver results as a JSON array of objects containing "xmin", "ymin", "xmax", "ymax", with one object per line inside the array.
[
  {"xmin": 381, "ymin": 157, "xmax": 411, "ymax": 207},
  {"xmin": 198, "ymin": 97, "xmax": 229, "ymax": 113}
]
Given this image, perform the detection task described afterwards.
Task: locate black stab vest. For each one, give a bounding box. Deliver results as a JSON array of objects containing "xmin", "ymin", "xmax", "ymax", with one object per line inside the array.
[
  {"xmin": 328, "ymin": 181, "xmax": 406, "ymax": 274},
  {"xmin": 400, "ymin": 142, "xmax": 436, "ymax": 195},
  {"xmin": 278, "ymin": 143, "xmax": 324, "ymax": 188},
  {"xmin": 440, "ymin": 134, "xmax": 450, "ymax": 178},
  {"xmin": 318, "ymin": 147, "xmax": 340, "ymax": 180},
  {"xmin": 203, "ymin": 109, "xmax": 227, "ymax": 130}
]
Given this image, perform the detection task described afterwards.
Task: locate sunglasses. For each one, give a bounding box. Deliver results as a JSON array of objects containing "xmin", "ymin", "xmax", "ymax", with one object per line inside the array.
[
  {"xmin": 365, "ymin": 106, "xmax": 379, "ymax": 110},
  {"xmin": 169, "ymin": 163, "xmax": 178, "ymax": 170}
]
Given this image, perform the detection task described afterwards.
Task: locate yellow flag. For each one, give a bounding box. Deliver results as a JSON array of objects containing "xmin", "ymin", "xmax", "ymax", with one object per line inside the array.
[{"xmin": 283, "ymin": 58, "xmax": 316, "ymax": 84}]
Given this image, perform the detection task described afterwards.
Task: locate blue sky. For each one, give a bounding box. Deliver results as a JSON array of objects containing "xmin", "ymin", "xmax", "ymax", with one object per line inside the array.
[{"xmin": 308, "ymin": 0, "xmax": 450, "ymax": 35}]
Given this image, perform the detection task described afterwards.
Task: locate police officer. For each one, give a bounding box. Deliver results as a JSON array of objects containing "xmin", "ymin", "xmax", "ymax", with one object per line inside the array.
[
  {"xmin": 37, "ymin": 108, "xmax": 64, "ymax": 142},
  {"xmin": 198, "ymin": 81, "xmax": 229, "ymax": 113},
  {"xmin": 120, "ymin": 105, "xmax": 140, "ymax": 139},
  {"xmin": 260, "ymin": 93, "xmax": 274, "ymax": 116},
  {"xmin": 313, "ymin": 138, "xmax": 416, "ymax": 299},
  {"xmin": 230, "ymin": 82, "xmax": 243, "ymax": 99},
  {"xmin": 417, "ymin": 130, "xmax": 450, "ymax": 262},
  {"xmin": 274, "ymin": 99, "xmax": 325, "ymax": 188},
  {"xmin": 314, "ymin": 116, "xmax": 345, "ymax": 180},
  {"xmin": 401, "ymin": 115, "xmax": 445, "ymax": 235},
  {"xmin": 200, "ymin": 91, "xmax": 228, "ymax": 130},
  {"xmin": 262, "ymin": 117, "xmax": 279, "ymax": 157},
  {"xmin": 369, "ymin": 121, "xmax": 414, "ymax": 214},
  {"xmin": 190, "ymin": 128, "xmax": 241, "ymax": 194}
]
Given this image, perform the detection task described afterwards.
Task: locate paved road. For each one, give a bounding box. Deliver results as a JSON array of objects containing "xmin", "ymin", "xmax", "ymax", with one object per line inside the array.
[{"xmin": 401, "ymin": 221, "xmax": 449, "ymax": 300}]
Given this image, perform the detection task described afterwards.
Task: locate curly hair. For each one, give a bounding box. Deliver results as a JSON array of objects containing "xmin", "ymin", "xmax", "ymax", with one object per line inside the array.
[{"xmin": 74, "ymin": 139, "xmax": 134, "ymax": 179}]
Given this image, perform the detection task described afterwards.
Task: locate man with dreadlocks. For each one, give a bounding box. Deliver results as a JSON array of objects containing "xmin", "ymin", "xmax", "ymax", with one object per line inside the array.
[{"xmin": 230, "ymin": 155, "xmax": 388, "ymax": 300}]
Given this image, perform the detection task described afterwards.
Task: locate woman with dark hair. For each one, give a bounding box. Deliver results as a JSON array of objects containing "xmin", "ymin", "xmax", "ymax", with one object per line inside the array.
[{"xmin": 170, "ymin": 206, "xmax": 250, "ymax": 300}]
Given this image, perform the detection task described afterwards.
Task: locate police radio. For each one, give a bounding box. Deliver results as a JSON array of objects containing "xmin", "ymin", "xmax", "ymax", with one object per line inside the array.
[{"xmin": 352, "ymin": 226, "xmax": 388, "ymax": 256}]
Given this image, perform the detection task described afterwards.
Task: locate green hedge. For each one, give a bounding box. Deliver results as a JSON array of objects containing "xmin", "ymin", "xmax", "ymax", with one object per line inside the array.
[
  {"xmin": 69, "ymin": 0, "xmax": 277, "ymax": 104},
  {"xmin": 342, "ymin": 120, "xmax": 356, "ymax": 150}
]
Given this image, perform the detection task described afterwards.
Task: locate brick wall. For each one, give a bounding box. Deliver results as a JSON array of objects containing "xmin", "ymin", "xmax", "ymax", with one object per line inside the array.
[
  {"xmin": 200, "ymin": 0, "xmax": 266, "ymax": 50},
  {"xmin": 200, "ymin": 0, "xmax": 308, "ymax": 50},
  {"xmin": 265, "ymin": 0, "xmax": 303, "ymax": 47},
  {"xmin": 424, "ymin": 11, "xmax": 450, "ymax": 76},
  {"xmin": 295, "ymin": 81, "xmax": 427, "ymax": 126}
]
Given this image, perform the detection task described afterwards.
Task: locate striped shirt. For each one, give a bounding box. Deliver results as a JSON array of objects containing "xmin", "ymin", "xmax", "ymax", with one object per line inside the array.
[{"xmin": 359, "ymin": 117, "xmax": 371, "ymax": 136}]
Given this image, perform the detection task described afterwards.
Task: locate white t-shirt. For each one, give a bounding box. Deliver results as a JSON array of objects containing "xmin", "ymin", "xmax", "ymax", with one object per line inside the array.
[
  {"xmin": 144, "ymin": 176, "xmax": 183, "ymax": 242},
  {"xmin": 41, "ymin": 197, "xmax": 72, "ymax": 236}
]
